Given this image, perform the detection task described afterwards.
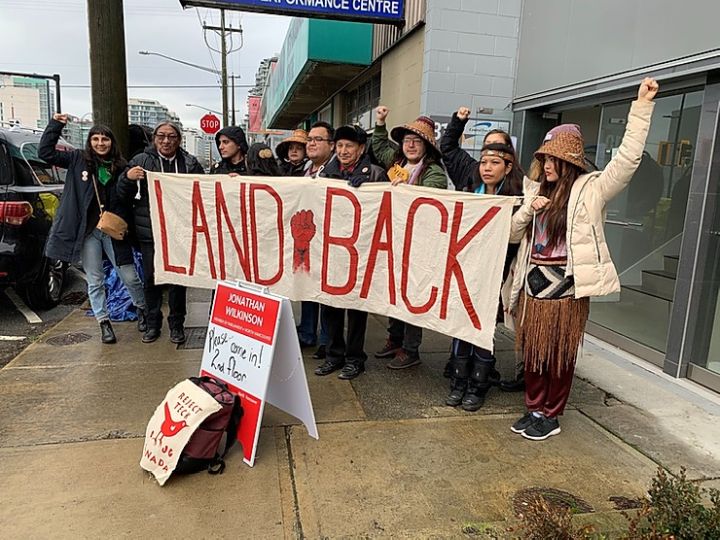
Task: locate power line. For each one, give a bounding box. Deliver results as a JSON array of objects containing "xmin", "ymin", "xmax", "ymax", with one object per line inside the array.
[{"xmin": 63, "ymin": 84, "xmax": 253, "ymax": 88}]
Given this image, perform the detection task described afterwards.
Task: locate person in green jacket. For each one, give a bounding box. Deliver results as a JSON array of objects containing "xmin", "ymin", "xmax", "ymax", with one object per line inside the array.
[
  {"xmin": 371, "ymin": 107, "xmax": 448, "ymax": 370},
  {"xmin": 371, "ymin": 106, "xmax": 448, "ymax": 190}
]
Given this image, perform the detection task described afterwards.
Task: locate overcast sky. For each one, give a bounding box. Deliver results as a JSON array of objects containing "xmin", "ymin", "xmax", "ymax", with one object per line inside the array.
[{"xmin": 0, "ymin": 0, "xmax": 290, "ymax": 128}]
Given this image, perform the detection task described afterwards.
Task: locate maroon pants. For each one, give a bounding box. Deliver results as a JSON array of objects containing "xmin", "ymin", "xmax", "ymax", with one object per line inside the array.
[{"xmin": 524, "ymin": 362, "xmax": 576, "ymax": 418}]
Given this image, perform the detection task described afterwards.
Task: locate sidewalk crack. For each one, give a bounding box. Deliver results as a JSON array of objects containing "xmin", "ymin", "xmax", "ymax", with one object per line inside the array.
[{"xmin": 284, "ymin": 426, "xmax": 305, "ymax": 540}]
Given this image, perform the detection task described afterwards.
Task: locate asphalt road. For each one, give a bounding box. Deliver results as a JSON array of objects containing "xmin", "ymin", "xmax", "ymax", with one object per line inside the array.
[{"xmin": 0, "ymin": 266, "xmax": 87, "ymax": 369}]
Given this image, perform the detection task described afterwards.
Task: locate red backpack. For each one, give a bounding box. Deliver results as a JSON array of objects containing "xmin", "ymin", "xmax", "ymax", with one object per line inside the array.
[{"xmin": 173, "ymin": 376, "xmax": 243, "ymax": 475}]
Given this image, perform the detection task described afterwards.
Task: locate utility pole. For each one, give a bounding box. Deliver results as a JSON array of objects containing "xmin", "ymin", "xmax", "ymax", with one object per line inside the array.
[
  {"xmin": 87, "ymin": 0, "xmax": 129, "ymax": 155},
  {"xmin": 202, "ymin": 10, "xmax": 242, "ymax": 127}
]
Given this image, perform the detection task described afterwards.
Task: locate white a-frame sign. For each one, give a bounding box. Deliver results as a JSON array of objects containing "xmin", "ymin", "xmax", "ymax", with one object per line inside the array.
[{"xmin": 200, "ymin": 281, "xmax": 318, "ymax": 466}]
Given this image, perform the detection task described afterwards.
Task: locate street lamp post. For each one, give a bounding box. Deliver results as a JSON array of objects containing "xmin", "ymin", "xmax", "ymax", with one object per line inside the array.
[{"xmin": 186, "ymin": 104, "xmax": 223, "ymax": 116}]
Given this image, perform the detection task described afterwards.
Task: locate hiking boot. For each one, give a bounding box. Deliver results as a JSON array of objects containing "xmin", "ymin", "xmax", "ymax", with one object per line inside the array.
[
  {"xmin": 522, "ymin": 416, "xmax": 561, "ymax": 441},
  {"xmin": 387, "ymin": 350, "xmax": 421, "ymax": 370},
  {"xmin": 510, "ymin": 412, "xmax": 537, "ymax": 434},
  {"xmin": 375, "ymin": 339, "xmax": 401, "ymax": 359},
  {"xmin": 314, "ymin": 358, "xmax": 344, "ymax": 376},
  {"xmin": 136, "ymin": 308, "xmax": 147, "ymax": 333},
  {"xmin": 312, "ymin": 345, "xmax": 326, "ymax": 360},
  {"xmin": 99, "ymin": 320, "xmax": 116, "ymax": 344},
  {"xmin": 170, "ymin": 327, "xmax": 186, "ymax": 344},
  {"xmin": 338, "ymin": 362, "xmax": 364, "ymax": 380}
]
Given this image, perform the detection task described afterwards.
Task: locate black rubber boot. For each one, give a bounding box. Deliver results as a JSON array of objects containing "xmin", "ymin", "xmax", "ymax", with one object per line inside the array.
[
  {"xmin": 445, "ymin": 356, "xmax": 470, "ymax": 407},
  {"xmin": 136, "ymin": 308, "xmax": 147, "ymax": 333},
  {"xmin": 100, "ymin": 320, "xmax": 116, "ymax": 344},
  {"xmin": 462, "ymin": 356, "xmax": 496, "ymax": 412}
]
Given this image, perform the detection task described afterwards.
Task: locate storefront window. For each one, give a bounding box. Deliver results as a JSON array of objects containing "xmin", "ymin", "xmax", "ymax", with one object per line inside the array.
[{"xmin": 587, "ymin": 90, "xmax": 703, "ymax": 358}]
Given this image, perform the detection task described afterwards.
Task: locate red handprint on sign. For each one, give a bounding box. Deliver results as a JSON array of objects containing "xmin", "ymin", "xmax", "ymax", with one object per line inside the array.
[{"xmin": 290, "ymin": 209, "xmax": 316, "ymax": 273}]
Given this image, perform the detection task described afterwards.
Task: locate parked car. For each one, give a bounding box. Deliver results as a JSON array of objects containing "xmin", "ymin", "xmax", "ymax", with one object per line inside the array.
[{"xmin": 0, "ymin": 125, "xmax": 71, "ymax": 309}]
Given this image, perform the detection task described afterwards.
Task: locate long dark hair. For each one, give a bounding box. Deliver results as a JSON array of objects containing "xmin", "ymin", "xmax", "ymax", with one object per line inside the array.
[
  {"xmin": 530, "ymin": 157, "xmax": 583, "ymax": 249},
  {"xmin": 246, "ymin": 143, "xmax": 281, "ymax": 176},
  {"xmin": 471, "ymin": 142, "xmax": 524, "ymax": 196},
  {"xmin": 83, "ymin": 125, "xmax": 126, "ymax": 175},
  {"xmin": 390, "ymin": 140, "xmax": 445, "ymax": 180}
]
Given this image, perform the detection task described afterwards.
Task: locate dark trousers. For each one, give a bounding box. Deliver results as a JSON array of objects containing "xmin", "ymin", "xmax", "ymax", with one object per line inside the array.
[
  {"xmin": 524, "ymin": 363, "xmax": 576, "ymax": 418},
  {"xmin": 323, "ymin": 306, "xmax": 368, "ymax": 366},
  {"xmin": 387, "ymin": 318, "xmax": 422, "ymax": 355},
  {"xmin": 297, "ymin": 301, "xmax": 329, "ymax": 346},
  {"xmin": 451, "ymin": 338, "xmax": 494, "ymax": 363},
  {"xmin": 139, "ymin": 241, "xmax": 187, "ymax": 331}
]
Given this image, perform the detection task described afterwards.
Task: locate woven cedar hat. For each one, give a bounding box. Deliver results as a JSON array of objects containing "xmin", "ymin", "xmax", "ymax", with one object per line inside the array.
[
  {"xmin": 390, "ymin": 116, "xmax": 441, "ymax": 159},
  {"xmin": 534, "ymin": 125, "xmax": 588, "ymax": 172},
  {"xmin": 276, "ymin": 129, "xmax": 308, "ymax": 160}
]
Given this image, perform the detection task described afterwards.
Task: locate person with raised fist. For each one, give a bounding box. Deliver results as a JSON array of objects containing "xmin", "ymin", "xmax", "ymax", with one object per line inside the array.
[{"xmin": 507, "ymin": 78, "xmax": 660, "ymax": 441}]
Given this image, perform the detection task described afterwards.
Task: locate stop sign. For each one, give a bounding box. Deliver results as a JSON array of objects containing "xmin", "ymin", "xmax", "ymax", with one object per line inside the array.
[{"xmin": 200, "ymin": 113, "xmax": 221, "ymax": 134}]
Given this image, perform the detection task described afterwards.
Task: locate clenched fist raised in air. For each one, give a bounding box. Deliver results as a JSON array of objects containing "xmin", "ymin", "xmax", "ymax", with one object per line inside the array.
[{"xmin": 290, "ymin": 209, "xmax": 316, "ymax": 273}]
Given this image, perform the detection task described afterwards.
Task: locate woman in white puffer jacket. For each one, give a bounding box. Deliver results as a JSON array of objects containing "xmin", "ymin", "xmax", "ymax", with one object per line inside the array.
[{"xmin": 507, "ymin": 78, "xmax": 659, "ymax": 441}]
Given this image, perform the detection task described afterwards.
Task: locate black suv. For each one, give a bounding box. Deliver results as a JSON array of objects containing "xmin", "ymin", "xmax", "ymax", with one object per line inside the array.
[{"xmin": 0, "ymin": 126, "xmax": 70, "ymax": 309}]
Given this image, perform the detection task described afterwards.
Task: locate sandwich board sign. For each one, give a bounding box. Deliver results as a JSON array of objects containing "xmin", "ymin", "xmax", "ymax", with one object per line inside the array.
[{"xmin": 200, "ymin": 281, "xmax": 318, "ymax": 466}]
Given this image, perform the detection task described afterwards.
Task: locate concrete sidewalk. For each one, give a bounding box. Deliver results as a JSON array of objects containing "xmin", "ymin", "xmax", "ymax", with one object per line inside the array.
[{"xmin": 1, "ymin": 301, "xmax": 719, "ymax": 539}]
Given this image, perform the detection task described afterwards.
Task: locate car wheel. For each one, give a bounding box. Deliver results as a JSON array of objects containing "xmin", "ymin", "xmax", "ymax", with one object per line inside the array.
[{"xmin": 21, "ymin": 257, "xmax": 66, "ymax": 310}]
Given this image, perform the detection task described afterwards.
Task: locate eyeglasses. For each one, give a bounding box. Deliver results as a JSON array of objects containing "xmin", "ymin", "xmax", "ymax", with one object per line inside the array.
[
  {"xmin": 402, "ymin": 137, "xmax": 424, "ymax": 146},
  {"xmin": 155, "ymin": 133, "xmax": 179, "ymax": 141},
  {"xmin": 307, "ymin": 136, "xmax": 331, "ymax": 143}
]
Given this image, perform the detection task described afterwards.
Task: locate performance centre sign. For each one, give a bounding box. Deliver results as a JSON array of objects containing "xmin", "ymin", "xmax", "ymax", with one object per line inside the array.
[{"xmin": 179, "ymin": 0, "xmax": 405, "ymax": 24}]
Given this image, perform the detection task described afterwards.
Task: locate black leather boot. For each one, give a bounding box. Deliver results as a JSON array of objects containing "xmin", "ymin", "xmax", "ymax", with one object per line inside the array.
[
  {"xmin": 99, "ymin": 320, "xmax": 116, "ymax": 344},
  {"xmin": 500, "ymin": 372, "xmax": 525, "ymax": 392},
  {"xmin": 136, "ymin": 308, "xmax": 147, "ymax": 333},
  {"xmin": 462, "ymin": 357, "xmax": 496, "ymax": 412},
  {"xmin": 445, "ymin": 355, "xmax": 470, "ymax": 407}
]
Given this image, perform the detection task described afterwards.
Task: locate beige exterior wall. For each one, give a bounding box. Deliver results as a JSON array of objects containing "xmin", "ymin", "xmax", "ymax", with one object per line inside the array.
[
  {"xmin": 379, "ymin": 30, "xmax": 424, "ymax": 127},
  {"xmin": 0, "ymin": 79, "xmax": 41, "ymax": 128}
]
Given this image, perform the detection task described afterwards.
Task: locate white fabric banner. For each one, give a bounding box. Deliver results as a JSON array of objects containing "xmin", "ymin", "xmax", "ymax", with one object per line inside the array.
[
  {"xmin": 140, "ymin": 379, "xmax": 222, "ymax": 486},
  {"xmin": 148, "ymin": 173, "xmax": 514, "ymax": 350}
]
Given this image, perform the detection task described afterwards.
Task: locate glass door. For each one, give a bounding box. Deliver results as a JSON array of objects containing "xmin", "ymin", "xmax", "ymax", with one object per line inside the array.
[{"xmin": 587, "ymin": 90, "xmax": 703, "ymax": 362}]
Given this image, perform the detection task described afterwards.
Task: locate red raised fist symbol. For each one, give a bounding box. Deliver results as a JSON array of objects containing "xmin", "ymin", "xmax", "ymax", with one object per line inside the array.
[{"xmin": 290, "ymin": 209, "xmax": 316, "ymax": 273}]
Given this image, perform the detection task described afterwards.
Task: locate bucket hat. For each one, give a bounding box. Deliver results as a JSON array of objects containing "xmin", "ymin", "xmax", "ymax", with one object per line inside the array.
[
  {"xmin": 390, "ymin": 116, "xmax": 441, "ymax": 159},
  {"xmin": 534, "ymin": 125, "xmax": 588, "ymax": 172},
  {"xmin": 276, "ymin": 129, "xmax": 308, "ymax": 160}
]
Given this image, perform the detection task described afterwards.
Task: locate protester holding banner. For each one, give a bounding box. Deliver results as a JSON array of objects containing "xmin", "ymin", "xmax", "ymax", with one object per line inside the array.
[
  {"xmin": 118, "ymin": 121, "xmax": 204, "ymax": 345},
  {"xmin": 210, "ymin": 126, "xmax": 249, "ymax": 175},
  {"xmin": 508, "ymin": 78, "xmax": 659, "ymax": 441},
  {"xmin": 245, "ymin": 143, "xmax": 282, "ymax": 176},
  {"xmin": 276, "ymin": 129, "xmax": 308, "ymax": 176},
  {"xmin": 38, "ymin": 114, "xmax": 146, "ymax": 345},
  {"xmin": 440, "ymin": 114, "xmax": 527, "ymax": 392},
  {"xmin": 297, "ymin": 121, "xmax": 337, "ymax": 360},
  {"xmin": 315, "ymin": 125, "xmax": 388, "ymax": 379},
  {"xmin": 369, "ymin": 107, "xmax": 448, "ymax": 370},
  {"xmin": 442, "ymin": 139, "xmax": 525, "ymax": 410}
]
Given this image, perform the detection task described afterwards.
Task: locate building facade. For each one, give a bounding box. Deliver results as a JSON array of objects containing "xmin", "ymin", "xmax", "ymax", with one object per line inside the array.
[
  {"xmin": 257, "ymin": 0, "xmax": 720, "ymax": 393},
  {"xmin": 128, "ymin": 98, "xmax": 182, "ymax": 129},
  {"xmin": 182, "ymin": 127, "xmax": 214, "ymax": 171},
  {"xmin": 511, "ymin": 0, "xmax": 720, "ymax": 393},
  {"xmin": 0, "ymin": 75, "xmax": 45, "ymax": 129}
]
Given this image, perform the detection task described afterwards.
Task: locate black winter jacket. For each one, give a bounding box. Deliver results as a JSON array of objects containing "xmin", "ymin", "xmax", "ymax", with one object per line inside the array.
[
  {"xmin": 319, "ymin": 154, "xmax": 389, "ymax": 186},
  {"xmin": 117, "ymin": 146, "xmax": 204, "ymax": 243},
  {"xmin": 440, "ymin": 113, "xmax": 479, "ymax": 192},
  {"xmin": 210, "ymin": 159, "xmax": 247, "ymax": 175},
  {"xmin": 39, "ymin": 119, "xmax": 134, "ymax": 266},
  {"xmin": 278, "ymin": 159, "xmax": 307, "ymax": 177}
]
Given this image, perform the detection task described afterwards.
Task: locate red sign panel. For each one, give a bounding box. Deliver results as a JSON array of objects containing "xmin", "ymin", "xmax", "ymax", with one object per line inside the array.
[{"xmin": 200, "ymin": 113, "xmax": 221, "ymax": 134}]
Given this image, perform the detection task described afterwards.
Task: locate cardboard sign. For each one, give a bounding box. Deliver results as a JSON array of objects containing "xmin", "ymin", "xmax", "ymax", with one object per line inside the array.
[
  {"xmin": 148, "ymin": 173, "xmax": 515, "ymax": 352},
  {"xmin": 200, "ymin": 281, "xmax": 317, "ymax": 466},
  {"xmin": 140, "ymin": 379, "xmax": 222, "ymax": 486}
]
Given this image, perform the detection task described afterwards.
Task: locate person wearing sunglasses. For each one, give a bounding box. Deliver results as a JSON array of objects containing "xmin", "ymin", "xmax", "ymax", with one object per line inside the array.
[{"xmin": 118, "ymin": 121, "xmax": 205, "ymax": 345}]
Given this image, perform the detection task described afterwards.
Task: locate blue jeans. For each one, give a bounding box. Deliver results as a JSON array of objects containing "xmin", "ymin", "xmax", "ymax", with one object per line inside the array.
[
  {"xmin": 81, "ymin": 229, "xmax": 145, "ymax": 322},
  {"xmin": 297, "ymin": 301, "xmax": 329, "ymax": 346}
]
